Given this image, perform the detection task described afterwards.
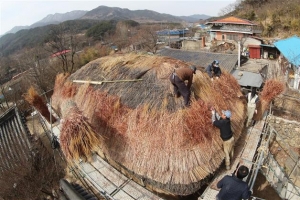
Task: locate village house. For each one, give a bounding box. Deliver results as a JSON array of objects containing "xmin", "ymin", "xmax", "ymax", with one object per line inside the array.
[
  {"xmin": 156, "ymin": 29, "xmax": 188, "ymax": 48},
  {"xmin": 274, "ymin": 35, "xmax": 300, "ymax": 90},
  {"xmin": 203, "ymin": 16, "xmax": 265, "ymax": 58},
  {"xmin": 205, "ymin": 16, "xmax": 262, "ymax": 42}
]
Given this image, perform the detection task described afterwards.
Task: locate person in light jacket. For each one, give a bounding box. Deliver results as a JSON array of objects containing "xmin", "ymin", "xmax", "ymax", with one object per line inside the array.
[{"xmin": 246, "ymin": 87, "xmax": 259, "ymax": 127}]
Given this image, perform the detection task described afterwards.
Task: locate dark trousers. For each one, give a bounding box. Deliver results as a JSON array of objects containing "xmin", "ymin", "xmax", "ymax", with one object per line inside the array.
[{"xmin": 169, "ymin": 74, "xmax": 191, "ymax": 106}]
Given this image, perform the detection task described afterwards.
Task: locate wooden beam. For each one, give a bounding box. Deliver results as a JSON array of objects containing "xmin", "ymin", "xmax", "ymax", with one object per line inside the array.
[{"xmin": 73, "ymin": 79, "xmax": 143, "ymax": 85}]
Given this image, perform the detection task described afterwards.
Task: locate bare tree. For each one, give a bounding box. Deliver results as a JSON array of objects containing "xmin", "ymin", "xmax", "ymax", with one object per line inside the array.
[
  {"xmin": 218, "ymin": 1, "xmax": 240, "ymax": 16},
  {"xmin": 111, "ymin": 21, "xmax": 133, "ymax": 51},
  {"xmin": 133, "ymin": 25, "xmax": 160, "ymax": 54},
  {"xmin": 44, "ymin": 24, "xmax": 79, "ymax": 73},
  {"xmin": 15, "ymin": 47, "xmax": 58, "ymax": 93}
]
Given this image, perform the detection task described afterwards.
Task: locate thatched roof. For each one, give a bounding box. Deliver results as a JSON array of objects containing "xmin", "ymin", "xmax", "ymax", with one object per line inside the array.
[{"xmin": 51, "ymin": 53, "xmax": 247, "ymax": 196}]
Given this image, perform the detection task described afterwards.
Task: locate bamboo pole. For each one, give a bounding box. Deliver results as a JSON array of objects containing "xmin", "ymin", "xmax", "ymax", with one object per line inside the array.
[{"xmin": 73, "ymin": 79, "xmax": 143, "ymax": 85}]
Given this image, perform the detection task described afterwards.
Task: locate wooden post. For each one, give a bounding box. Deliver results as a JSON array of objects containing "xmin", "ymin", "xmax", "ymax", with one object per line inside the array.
[{"xmin": 73, "ymin": 79, "xmax": 143, "ymax": 85}]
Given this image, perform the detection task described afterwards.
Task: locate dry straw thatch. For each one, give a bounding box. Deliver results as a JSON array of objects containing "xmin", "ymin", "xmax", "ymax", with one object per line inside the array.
[
  {"xmin": 24, "ymin": 86, "xmax": 56, "ymax": 123},
  {"xmin": 51, "ymin": 53, "xmax": 246, "ymax": 195},
  {"xmin": 59, "ymin": 103, "xmax": 103, "ymax": 161},
  {"xmin": 254, "ymin": 79, "xmax": 285, "ymax": 121}
]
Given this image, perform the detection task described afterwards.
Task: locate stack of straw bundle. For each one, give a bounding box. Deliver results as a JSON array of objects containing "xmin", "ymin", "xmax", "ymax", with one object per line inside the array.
[
  {"xmin": 24, "ymin": 86, "xmax": 56, "ymax": 123},
  {"xmin": 59, "ymin": 101, "xmax": 103, "ymax": 161},
  {"xmin": 254, "ymin": 79, "xmax": 285, "ymax": 120},
  {"xmin": 51, "ymin": 53, "xmax": 246, "ymax": 196}
]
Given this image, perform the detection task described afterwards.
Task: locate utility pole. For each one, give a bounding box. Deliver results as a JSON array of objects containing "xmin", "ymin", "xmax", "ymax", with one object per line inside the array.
[
  {"xmin": 168, "ymin": 29, "xmax": 170, "ymax": 46},
  {"xmin": 238, "ymin": 41, "xmax": 241, "ymax": 68}
]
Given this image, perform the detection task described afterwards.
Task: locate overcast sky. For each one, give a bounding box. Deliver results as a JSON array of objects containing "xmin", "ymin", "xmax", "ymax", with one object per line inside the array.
[{"xmin": 0, "ymin": 0, "xmax": 236, "ymax": 35}]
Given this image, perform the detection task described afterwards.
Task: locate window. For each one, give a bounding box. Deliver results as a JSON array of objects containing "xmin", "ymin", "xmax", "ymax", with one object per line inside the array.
[{"xmin": 227, "ymin": 34, "xmax": 239, "ymax": 41}]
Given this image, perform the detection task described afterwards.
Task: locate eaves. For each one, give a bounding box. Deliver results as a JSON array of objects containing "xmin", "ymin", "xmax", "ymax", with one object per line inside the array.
[{"xmin": 209, "ymin": 30, "xmax": 254, "ymax": 34}]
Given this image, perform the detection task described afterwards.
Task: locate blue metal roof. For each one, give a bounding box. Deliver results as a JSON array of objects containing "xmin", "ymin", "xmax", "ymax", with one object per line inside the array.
[
  {"xmin": 274, "ymin": 35, "xmax": 300, "ymax": 67},
  {"xmin": 157, "ymin": 29, "xmax": 188, "ymax": 36}
]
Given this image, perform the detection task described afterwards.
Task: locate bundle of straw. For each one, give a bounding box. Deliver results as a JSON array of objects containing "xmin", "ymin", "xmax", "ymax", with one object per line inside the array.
[
  {"xmin": 24, "ymin": 86, "xmax": 56, "ymax": 123},
  {"xmin": 255, "ymin": 79, "xmax": 285, "ymax": 120},
  {"xmin": 60, "ymin": 104, "xmax": 103, "ymax": 161},
  {"xmin": 51, "ymin": 73, "xmax": 77, "ymax": 112},
  {"xmin": 185, "ymin": 100, "xmax": 214, "ymax": 144},
  {"xmin": 212, "ymin": 71, "xmax": 242, "ymax": 101},
  {"xmin": 260, "ymin": 79, "xmax": 285, "ymax": 102}
]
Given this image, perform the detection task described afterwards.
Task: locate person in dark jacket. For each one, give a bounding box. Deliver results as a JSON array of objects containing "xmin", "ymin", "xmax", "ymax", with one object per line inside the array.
[
  {"xmin": 206, "ymin": 60, "xmax": 222, "ymax": 80},
  {"xmin": 217, "ymin": 165, "xmax": 252, "ymax": 200},
  {"xmin": 169, "ymin": 66, "xmax": 196, "ymax": 107},
  {"xmin": 211, "ymin": 107, "xmax": 234, "ymax": 170}
]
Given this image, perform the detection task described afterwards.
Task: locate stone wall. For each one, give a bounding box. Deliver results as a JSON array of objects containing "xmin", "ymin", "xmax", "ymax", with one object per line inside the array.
[
  {"xmin": 181, "ymin": 40, "xmax": 202, "ymax": 51},
  {"xmin": 267, "ymin": 115, "xmax": 300, "ymax": 186}
]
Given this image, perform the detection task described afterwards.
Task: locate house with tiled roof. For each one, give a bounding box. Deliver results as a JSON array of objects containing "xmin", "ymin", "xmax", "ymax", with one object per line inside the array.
[{"xmin": 205, "ymin": 16, "xmax": 262, "ymax": 42}]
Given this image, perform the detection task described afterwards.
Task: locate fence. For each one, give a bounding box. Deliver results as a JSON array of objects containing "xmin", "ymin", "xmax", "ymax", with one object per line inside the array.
[{"xmin": 249, "ymin": 115, "xmax": 300, "ymax": 200}]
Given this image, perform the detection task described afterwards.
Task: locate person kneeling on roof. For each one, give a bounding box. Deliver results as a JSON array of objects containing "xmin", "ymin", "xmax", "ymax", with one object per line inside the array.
[
  {"xmin": 206, "ymin": 60, "xmax": 222, "ymax": 81},
  {"xmin": 169, "ymin": 66, "xmax": 196, "ymax": 107}
]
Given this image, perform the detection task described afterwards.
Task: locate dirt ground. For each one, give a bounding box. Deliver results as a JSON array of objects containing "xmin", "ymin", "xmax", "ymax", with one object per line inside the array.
[{"xmin": 252, "ymin": 172, "xmax": 282, "ymax": 200}]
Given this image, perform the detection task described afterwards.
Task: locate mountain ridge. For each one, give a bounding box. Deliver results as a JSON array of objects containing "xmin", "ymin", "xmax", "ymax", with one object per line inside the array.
[
  {"xmin": 4, "ymin": 6, "xmax": 211, "ymax": 35},
  {"xmin": 4, "ymin": 10, "xmax": 87, "ymax": 34}
]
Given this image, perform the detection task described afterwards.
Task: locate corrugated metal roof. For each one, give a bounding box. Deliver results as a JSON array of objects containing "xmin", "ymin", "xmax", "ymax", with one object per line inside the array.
[
  {"xmin": 206, "ymin": 16, "xmax": 255, "ymax": 26},
  {"xmin": 231, "ymin": 69, "xmax": 263, "ymax": 87},
  {"xmin": 274, "ymin": 35, "xmax": 300, "ymax": 67},
  {"xmin": 157, "ymin": 29, "xmax": 187, "ymax": 36},
  {"xmin": 157, "ymin": 48, "xmax": 238, "ymax": 73},
  {"xmin": 260, "ymin": 44, "xmax": 275, "ymax": 48}
]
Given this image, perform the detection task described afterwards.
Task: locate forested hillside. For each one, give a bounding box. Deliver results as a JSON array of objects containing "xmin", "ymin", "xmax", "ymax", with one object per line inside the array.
[
  {"xmin": 0, "ymin": 19, "xmax": 101, "ymax": 56},
  {"xmin": 231, "ymin": 0, "xmax": 300, "ymax": 37}
]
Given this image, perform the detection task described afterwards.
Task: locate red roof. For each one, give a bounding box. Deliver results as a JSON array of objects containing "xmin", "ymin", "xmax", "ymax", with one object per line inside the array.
[
  {"xmin": 207, "ymin": 16, "xmax": 256, "ymax": 26},
  {"xmin": 50, "ymin": 49, "xmax": 71, "ymax": 58}
]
